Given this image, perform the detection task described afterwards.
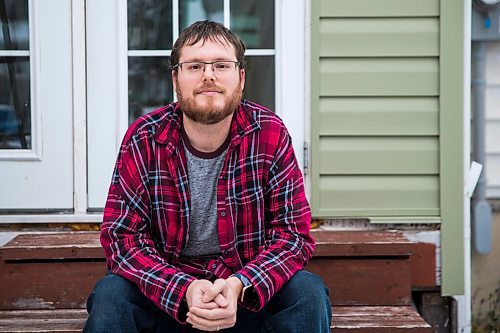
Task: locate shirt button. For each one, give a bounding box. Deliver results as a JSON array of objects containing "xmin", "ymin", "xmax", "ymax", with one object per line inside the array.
[
  {"xmin": 211, "ymin": 264, "xmax": 217, "ymax": 269},
  {"xmin": 220, "ymin": 211, "xmax": 226, "ymax": 217}
]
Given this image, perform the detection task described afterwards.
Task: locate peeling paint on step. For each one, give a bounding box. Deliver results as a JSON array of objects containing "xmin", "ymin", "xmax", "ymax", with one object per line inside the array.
[{"xmin": 12, "ymin": 297, "xmax": 55, "ymax": 310}]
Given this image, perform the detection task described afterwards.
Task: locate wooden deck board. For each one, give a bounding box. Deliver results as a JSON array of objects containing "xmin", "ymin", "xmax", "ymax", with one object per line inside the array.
[
  {"xmin": 1, "ymin": 230, "xmax": 415, "ymax": 260},
  {"xmin": 333, "ymin": 306, "xmax": 432, "ymax": 332},
  {"xmin": 311, "ymin": 230, "xmax": 414, "ymax": 257},
  {"xmin": 0, "ymin": 310, "xmax": 87, "ymax": 333},
  {"xmin": 0, "ymin": 307, "xmax": 432, "ymax": 333},
  {"xmin": 0, "ymin": 232, "xmax": 103, "ymax": 261}
]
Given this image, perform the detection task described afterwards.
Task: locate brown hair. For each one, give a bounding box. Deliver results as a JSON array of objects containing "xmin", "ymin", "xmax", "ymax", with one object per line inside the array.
[{"xmin": 170, "ymin": 20, "xmax": 246, "ymax": 70}]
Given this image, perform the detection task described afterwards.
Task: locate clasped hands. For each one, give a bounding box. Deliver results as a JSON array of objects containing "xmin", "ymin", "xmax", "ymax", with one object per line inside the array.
[{"xmin": 185, "ymin": 277, "xmax": 243, "ymax": 332}]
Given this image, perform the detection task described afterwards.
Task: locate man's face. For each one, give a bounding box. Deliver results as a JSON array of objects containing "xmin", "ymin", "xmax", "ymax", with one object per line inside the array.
[{"xmin": 173, "ymin": 39, "xmax": 245, "ymax": 125}]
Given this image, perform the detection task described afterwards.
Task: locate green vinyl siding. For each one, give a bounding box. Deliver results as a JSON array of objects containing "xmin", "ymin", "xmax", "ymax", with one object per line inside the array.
[
  {"xmin": 320, "ymin": 58, "xmax": 439, "ymax": 96},
  {"xmin": 319, "ymin": 97, "xmax": 439, "ymax": 136},
  {"xmin": 319, "ymin": 0, "xmax": 439, "ymax": 17},
  {"xmin": 311, "ymin": 0, "xmax": 465, "ymax": 295},
  {"xmin": 319, "ymin": 175, "xmax": 440, "ymax": 217},
  {"xmin": 320, "ymin": 18, "xmax": 439, "ymax": 57},
  {"xmin": 319, "ymin": 137, "xmax": 439, "ymax": 175}
]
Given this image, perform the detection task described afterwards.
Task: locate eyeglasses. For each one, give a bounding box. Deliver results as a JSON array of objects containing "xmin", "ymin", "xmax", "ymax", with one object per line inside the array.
[{"xmin": 173, "ymin": 61, "xmax": 240, "ymax": 77}]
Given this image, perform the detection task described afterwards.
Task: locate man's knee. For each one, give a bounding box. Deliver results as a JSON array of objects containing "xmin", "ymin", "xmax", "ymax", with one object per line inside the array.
[
  {"xmin": 287, "ymin": 270, "xmax": 329, "ymax": 300},
  {"xmin": 84, "ymin": 274, "xmax": 157, "ymax": 332},
  {"xmin": 276, "ymin": 270, "xmax": 331, "ymax": 310},
  {"xmin": 265, "ymin": 271, "xmax": 331, "ymax": 332},
  {"xmin": 87, "ymin": 274, "xmax": 141, "ymax": 311}
]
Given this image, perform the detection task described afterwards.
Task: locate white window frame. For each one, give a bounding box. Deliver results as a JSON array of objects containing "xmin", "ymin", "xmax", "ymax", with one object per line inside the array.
[
  {"xmin": 118, "ymin": 0, "xmax": 306, "ymax": 170},
  {"xmin": 0, "ymin": 0, "xmax": 42, "ymax": 161}
]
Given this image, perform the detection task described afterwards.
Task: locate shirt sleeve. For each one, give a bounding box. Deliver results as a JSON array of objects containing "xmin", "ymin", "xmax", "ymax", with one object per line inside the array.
[
  {"xmin": 100, "ymin": 135, "xmax": 195, "ymax": 323},
  {"xmin": 236, "ymin": 125, "xmax": 315, "ymax": 311}
]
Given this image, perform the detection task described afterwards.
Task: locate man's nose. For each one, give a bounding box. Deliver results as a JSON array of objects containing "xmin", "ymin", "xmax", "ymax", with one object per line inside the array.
[{"xmin": 202, "ymin": 63, "xmax": 216, "ymax": 80}]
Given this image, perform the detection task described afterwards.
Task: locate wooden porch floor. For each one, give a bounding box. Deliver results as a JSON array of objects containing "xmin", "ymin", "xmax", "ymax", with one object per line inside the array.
[{"xmin": 0, "ymin": 230, "xmax": 435, "ymax": 332}]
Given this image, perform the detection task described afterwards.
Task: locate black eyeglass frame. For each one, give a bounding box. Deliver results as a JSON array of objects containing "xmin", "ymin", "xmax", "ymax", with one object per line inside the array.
[{"xmin": 171, "ymin": 61, "xmax": 242, "ymax": 72}]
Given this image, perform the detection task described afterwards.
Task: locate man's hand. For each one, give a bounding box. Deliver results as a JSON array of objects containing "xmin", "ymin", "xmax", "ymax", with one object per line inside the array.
[
  {"xmin": 185, "ymin": 279, "xmax": 223, "ymax": 311},
  {"xmin": 186, "ymin": 277, "xmax": 243, "ymax": 331}
]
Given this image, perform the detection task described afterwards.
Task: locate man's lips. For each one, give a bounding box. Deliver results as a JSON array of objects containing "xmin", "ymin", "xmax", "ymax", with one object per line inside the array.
[
  {"xmin": 195, "ymin": 86, "xmax": 224, "ymax": 95},
  {"xmin": 197, "ymin": 90, "xmax": 221, "ymax": 95}
]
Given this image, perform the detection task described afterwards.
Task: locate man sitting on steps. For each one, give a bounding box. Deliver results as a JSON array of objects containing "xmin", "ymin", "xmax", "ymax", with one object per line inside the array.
[{"xmin": 84, "ymin": 20, "xmax": 331, "ymax": 333}]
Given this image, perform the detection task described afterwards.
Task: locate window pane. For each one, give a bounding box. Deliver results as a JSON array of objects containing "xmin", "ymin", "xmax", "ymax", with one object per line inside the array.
[
  {"xmin": 179, "ymin": 0, "xmax": 223, "ymax": 32},
  {"xmin": 243, "ymin": 56, "xmax": 274, "ymax": 111},
  {"xmin": 0, "ymin": 0, "xmax": 29, "ymax": 50},
  {"xmin": 128, "ymin": 0, "xmax": 172, "ymax": 50},
  {"xmin": 128, "ymin": 57, "xmax": 172, "ymax": 125},
  {"xmin": 231, "ymin": 0, "xmax": 274, "ymax": 49},
  {"xmin": 0, "ymin": 57, "xmax": 31, "ymax": 149}
]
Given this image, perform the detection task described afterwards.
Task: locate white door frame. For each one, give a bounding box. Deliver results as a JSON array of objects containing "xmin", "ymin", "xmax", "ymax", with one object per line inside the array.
[
  {"xmin": 0, "ymin": 0, "xmax": 308, "ymax": 223},
  {"xmin": 276, "ymin": 0, "xmax": 306, "ymax": 172}
]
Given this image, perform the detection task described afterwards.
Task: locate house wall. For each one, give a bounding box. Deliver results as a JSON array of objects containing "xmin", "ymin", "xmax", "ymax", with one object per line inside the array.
[
  {"xmin": 310, "ymin": 0, "xmax": 442, "ymax": 219},
  {"xmin": 310, "ymin": 0, "xmax": 466, "ymax": 295},
  {"xmin": 471, "ymin": 211, "xmax": 500, "ymax": 322},
  {"xmin": 485, "ymin": 42, "xmax": 500, "ymax": 198},
  {"xmin": 471, "ymin": 41, "xmax": 500, "ymax": 323}
]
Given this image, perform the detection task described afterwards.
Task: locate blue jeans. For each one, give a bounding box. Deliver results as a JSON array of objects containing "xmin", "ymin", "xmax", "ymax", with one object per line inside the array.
[{"xmin": 84, "ymin": 270, "xmax": 331, "ymax": 333}]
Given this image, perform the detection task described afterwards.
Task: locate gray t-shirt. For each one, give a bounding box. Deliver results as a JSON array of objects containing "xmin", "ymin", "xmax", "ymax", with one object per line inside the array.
[{"xmin": 180, "ymin": 131, "xmax": 229, "ymax": 258}]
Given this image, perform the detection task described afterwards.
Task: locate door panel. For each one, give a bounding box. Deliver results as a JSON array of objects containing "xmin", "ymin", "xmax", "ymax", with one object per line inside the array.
[{"xmin": 0, "ymin": 1, "xmax": 73, "ymax": 210}]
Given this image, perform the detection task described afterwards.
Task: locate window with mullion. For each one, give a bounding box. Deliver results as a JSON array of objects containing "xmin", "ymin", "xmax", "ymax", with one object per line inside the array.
[
  {"xmin": 0, "ymin": 0, "xmax": 31, "ymax": 149},
  {"xmin": 127, "ymin": 0, "xmax": 275, "ymax": 125}
]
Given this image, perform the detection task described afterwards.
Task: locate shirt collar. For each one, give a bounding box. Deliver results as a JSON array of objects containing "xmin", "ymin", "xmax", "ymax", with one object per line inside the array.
[{"xmin": 154, "ymin": 100, "xmax": 260, "ymax": 157}]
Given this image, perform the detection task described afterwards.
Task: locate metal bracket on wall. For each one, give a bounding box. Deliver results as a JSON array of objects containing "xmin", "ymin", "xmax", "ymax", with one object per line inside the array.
[{"xmin": 303, "ymin": 141, "xmax": 309, "ymax": 176}]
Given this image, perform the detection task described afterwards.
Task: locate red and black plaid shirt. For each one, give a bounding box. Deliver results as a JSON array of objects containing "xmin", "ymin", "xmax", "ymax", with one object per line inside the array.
[{"xmin": 101, "ymin": 100, "xmax": 314, "ymax": 323}]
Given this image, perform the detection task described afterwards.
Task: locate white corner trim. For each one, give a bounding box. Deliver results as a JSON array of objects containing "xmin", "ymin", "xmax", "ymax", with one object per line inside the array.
[
  {"xmin": 457, "ymin": 0, "xmax": 472, "ymax": 332},
  {"xmin": 72, "ymin": 0, "xmax": 88, "ymax": 214},
  {"xmin": 277, "ymin": 0, "xmax": 306, "ymax": 172},
  {"xmin": 117, "ymin": 0, "xmax": 129, "ymax": 149},
  {"xmin": 304, "ymin": 0, "xmax": 312, "ymax": 198}
]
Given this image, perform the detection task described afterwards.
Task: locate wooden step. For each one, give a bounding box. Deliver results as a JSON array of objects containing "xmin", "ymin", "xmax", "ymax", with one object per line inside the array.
[
  {"xmin": 0, "ymin": 307, "xmax": 432, "ymax": 333},
  {"xmin": 307, "ymin": 230, "xmax": 414, "ymax": 306},
  {"xmin": 0, "ymin": 230, "xmax": 418, "ymax": 309},
  {"xmin": 311, "ymin": 230, "xmax": 415, "ymax": 257},
  {"xmin": 332, "ymin": 306, "xmax": 433, "ymax": 332},
  {"xmin": 0, "ymin": 230, "xmax": 433, "ymax": 332},
  {"xmin": 0, "ymin": 232, "xmax": 105, "ymax": 311},
  {"xmin": 0, "ymin": 309, "xmax": 87, "ymax": 333}
]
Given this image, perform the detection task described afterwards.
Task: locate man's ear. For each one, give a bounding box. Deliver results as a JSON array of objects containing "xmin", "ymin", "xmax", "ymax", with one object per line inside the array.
[
  {"xmin": 239, "ymin": 69, "xmax": 246, "ymax": 91},
  {"xmin": 172, "ymin": 71, "xmax": 178, "ymax": 90}
]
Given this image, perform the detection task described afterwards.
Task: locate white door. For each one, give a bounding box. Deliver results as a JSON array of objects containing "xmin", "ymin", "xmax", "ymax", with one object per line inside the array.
[
  {"xmin": 86, "ymin": 0, "xmax": 306, "ymax": 210},
  {"xmin": 0, "ymin": 1, "xmax": 73, "ymax": 210}
]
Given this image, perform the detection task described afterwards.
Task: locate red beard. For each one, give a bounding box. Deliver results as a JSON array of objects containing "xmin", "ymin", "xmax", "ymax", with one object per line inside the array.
[{"xmin": 176, "ymin": 81, "xmax": 242, "ymax": 125}]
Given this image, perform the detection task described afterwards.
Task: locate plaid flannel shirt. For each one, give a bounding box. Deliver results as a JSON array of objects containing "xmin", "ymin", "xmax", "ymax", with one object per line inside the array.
[{"xmin": 101, "ymin": 100, "xmax": 314, "ymax": 323}]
